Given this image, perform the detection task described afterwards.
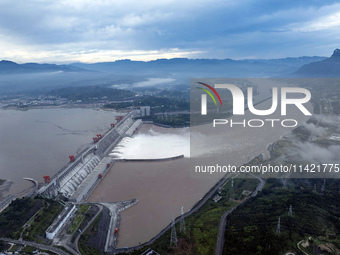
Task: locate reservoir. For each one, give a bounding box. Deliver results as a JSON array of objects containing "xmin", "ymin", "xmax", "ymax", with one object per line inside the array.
[{"xmin": 0, "ymin": 108, "xmax": 121, "ymax": 198}]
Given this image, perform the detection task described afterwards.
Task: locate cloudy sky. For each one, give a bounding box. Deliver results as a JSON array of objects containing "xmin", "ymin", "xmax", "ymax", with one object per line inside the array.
[{"xmin": 1, "ymin": 0, "xmax": 340, "ymax": 63}]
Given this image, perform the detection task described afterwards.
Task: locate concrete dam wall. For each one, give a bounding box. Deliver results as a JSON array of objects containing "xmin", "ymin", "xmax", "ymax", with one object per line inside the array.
[
  {"xmin": 38, "ymin": 112, "xmax": 138, "ymax": 201},
  {"xmin": 114, "ymin": 155, "xmax": 184, "ymax": 162}
]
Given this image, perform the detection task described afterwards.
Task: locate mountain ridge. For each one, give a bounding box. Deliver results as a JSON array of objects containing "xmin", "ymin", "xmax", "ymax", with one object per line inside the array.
[
  {"xmin": 70, "ymin": 56, "xmax": 326, "ymax": 77},
  {"xmin": 0, "ymin": 60, "xmax": 88, "ymax": 74},
  {"xmin": 295, "ymin": 49, "xmax": 340, "ymax": 77},
  {"xmin": 0, "ymin": 55, "xmax": 329, "ymax": 77}
]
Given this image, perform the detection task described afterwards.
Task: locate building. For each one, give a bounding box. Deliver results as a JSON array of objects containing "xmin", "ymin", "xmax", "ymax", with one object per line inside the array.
[
  {"xmin": 45, "ymin": 204, "xmax": 76, "ymax": 239},
  {"xmin": 133, "ymin": 106, "xmax": 151, "ymax": 117},
  {"xmin": 140, "ymin": 106, "xmax": 151, "ymax": 117}
]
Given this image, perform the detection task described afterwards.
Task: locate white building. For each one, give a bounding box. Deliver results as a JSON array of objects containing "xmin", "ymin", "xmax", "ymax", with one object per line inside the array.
[
  {"xmin": 133, "ymin": 106, "xmax": 151, "ymax": 117},
  {"xmin": 45, "ymin": 204, "xmax": 76, "ymax": 239}
]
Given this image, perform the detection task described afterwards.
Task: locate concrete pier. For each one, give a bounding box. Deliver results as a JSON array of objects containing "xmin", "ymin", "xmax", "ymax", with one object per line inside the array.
[{"xmin": 100, "ymin": 199, "xmax": 138, "ymax": 252}]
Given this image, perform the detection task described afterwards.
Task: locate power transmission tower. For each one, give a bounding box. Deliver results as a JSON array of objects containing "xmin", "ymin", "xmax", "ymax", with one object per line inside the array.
[
  {"xmin": 180, "ymin": 206, "xmax": 186, "ymax": 233},
  {"xmin": 170, "ymin": 218, "xmax": 178, "ymax": 246},
  {"xmin": 230, "ymin": 178, "xmax": 234, "ymax": 200},
  {"xmin": 288, "ymin": 205, "xmax": 293, "ymax": 216},
  {"xmin": 276, "ymin": 217, "xmax": 281, "ymax": 234}
]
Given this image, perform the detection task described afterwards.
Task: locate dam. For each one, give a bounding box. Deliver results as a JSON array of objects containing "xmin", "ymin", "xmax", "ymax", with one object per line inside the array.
[{"xmin": 38, "ymin": 111, "xmax": 142, "ymax": 202}]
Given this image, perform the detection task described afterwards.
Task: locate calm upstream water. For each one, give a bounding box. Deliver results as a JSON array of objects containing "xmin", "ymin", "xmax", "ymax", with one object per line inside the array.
[{"xmin": 0, "ymin": 107, "xmax": 121, "ymax": 198}]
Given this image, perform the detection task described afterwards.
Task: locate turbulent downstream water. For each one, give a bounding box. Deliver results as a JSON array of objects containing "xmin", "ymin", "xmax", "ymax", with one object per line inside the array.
[{"xmin": 0, "ymin": 108, "xmax": 121, "ymax": 198}]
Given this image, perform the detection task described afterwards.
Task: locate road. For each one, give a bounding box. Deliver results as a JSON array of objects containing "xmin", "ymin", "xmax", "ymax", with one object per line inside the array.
[
  {"xmin": 74, "ymin": 204, "xmax": 103, "ymax": 254},
  {"xmin": 0, "ymin": 237, "xmax": 70, "ymax": 255},
  {"xmin": 297, "ymin": 240, "xmax": 309, "ymax": 255},
  {"xmin": 215, "ymin": 174, "xmax": 265, "ymax": 255}
]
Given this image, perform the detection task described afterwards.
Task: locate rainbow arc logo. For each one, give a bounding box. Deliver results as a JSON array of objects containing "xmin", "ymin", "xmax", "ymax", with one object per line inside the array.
[
  {"xmin": 197, "ymin": 82, "xmax": 222, "ymax": 106},
  {"xmin": 197, "ymin": 82, "xmax": 222, "ymax": 115}
]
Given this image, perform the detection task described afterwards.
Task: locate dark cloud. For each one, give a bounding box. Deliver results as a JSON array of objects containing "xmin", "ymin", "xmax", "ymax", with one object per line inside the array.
[{"xmin": 1, "ymin": 0, "xmax": 340, "ymax": 62}]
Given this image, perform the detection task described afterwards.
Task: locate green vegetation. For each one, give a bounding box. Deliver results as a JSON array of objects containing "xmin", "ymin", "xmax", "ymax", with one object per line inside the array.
[
  {"xmin": 22, "ymin": 200, "xmax": 64, "ymax": 242},
  {"xmin": 78, "ymin": 212, "xmax": 103, "ymax": 255},
  {"xmin": 0, "ymin": 197, "xmax": 43, "ymax": 238},
  {"xmin": 0, "ymin": 196, "xmax": 65, "ymax": 242},
  {"xmin": 68, "ymin": 214, "xmax": 85, "ymax": 234},
  {"xmin": 187, "ymin": 178, "xmax": 257, "ymax": 255},
  {"xmin": 67, "ymin": 204, "xmax": 90, "ymax": 234},
  {"xmin": 21, "ymin": 246, "xmax": 36, "ymax": 253},
  {"xmin": 70, "ymin": 205, "xmax": 98, "ymax": 244},
  {"xmin": 223, "ymin": 178, "xmax": 340, "ymax": 255},
  {"xmin": 79, "ymin": 204, "xmax": 91, "ymax": 214},
  {"xmin": 8, "ymin": 244, "xmax": 19, "ymax": 252}
]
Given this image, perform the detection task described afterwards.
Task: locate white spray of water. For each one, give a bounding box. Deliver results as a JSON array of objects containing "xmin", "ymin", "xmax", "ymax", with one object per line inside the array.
[{"xmin": 110, "ymin": 128, "xmax": 190, "ymax": 159}]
